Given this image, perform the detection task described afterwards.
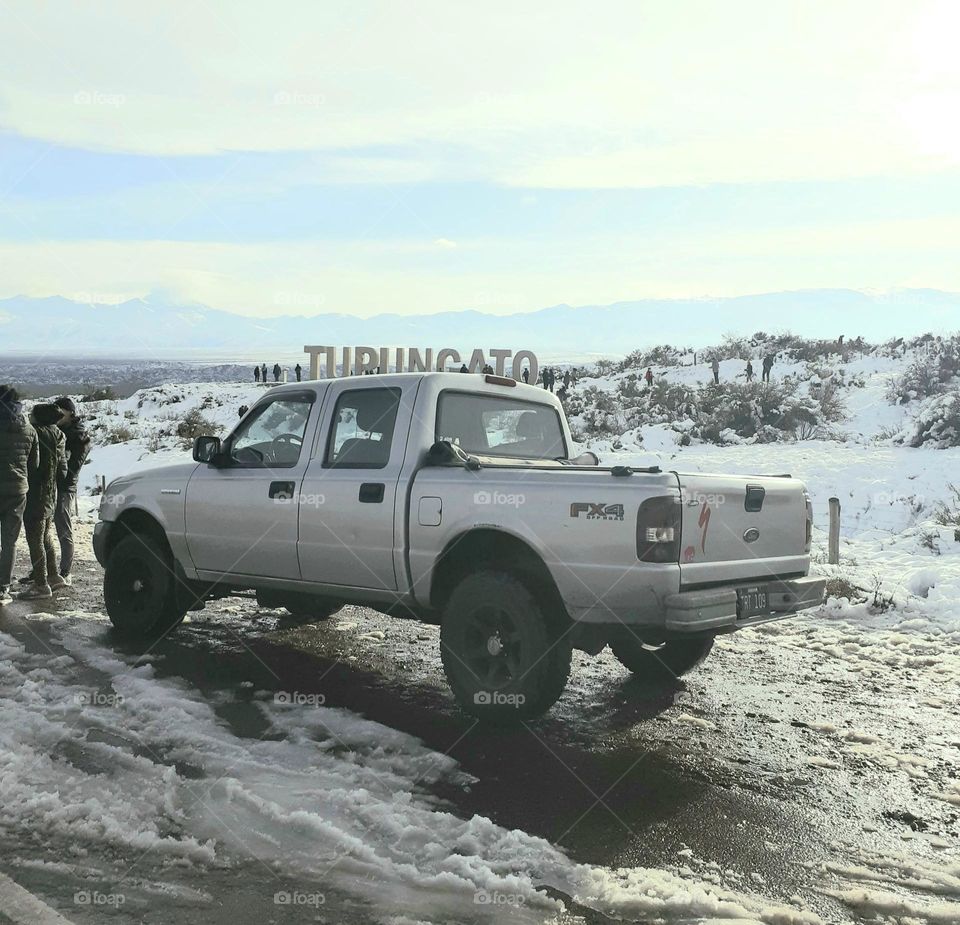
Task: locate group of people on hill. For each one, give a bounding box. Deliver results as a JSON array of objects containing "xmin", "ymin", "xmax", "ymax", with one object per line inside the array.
[
  {"xmin": 642, "ymin": 354, "xmax": 778, "ymax": 388},
  {"xmin": 0, "ymin": 387, "xmax": 91, "ymax": 605},
  {"xmin": 254, "ymin": 363, "xmax": 302, "ymax": 384}
]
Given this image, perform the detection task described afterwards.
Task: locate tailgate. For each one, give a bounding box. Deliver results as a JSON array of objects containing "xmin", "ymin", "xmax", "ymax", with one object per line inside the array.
[{"xmin": 676, "ymin": 473, "xmax": 811, "ymax": 587}]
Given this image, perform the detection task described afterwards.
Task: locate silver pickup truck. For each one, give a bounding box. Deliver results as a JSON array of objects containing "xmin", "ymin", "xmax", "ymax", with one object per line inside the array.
[{"xmin": 95, "ymin": 372, "xmax": 825, "ymax": 720}]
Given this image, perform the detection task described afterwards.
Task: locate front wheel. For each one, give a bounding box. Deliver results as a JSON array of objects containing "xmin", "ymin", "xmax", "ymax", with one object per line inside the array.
[
  {"xmin": 440, "ymin": 570, "xmax": 571, "ymax": 723},
  {"xmin": 611, "ymin": 635, "xmax": 714, "ymax": 683},
  {"xmin": 104, "ymin": 533, "xmax": 186, "ymax": 637}
]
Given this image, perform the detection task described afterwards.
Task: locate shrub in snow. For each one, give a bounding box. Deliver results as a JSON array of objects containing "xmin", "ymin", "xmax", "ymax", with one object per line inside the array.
[
  {"xmin": 176, "ymin": 409, "xmax": 223, "ymax": 448},
  {"xmin": 568, "ymin": 373, "xmax": 843, "ymax": 445},
  {"xmin": 908, "ymin": 390, "xmax": 960, "ymax": 448},
  {"xmin": 102, "ymin": 423, "xmax": 136, "ymax": 444},
  {"xmin": 886, "ymin": 336, "xmax": 960, "ymax": 405}
]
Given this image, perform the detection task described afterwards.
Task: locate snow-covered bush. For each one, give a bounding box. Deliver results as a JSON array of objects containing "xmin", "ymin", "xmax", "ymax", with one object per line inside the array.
[
  {"xmin": 908, "ymin": 390, "xmax": 960, "ymax": 448},
  {"xmin": 568, "ymin": 374, "xmax": 843, "ymax": 445},
  {"xmin": 886, "ymin": 336, "xmax": 960, "ymax": 404},
  {"xmin": 176, "ymin": 408, "xmax": 223, "ymax": 448}
]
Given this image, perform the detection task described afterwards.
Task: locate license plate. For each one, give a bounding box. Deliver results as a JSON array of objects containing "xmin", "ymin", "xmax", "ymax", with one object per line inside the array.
[{"xmin": 737, "ymin": 586, "xmax": 769, "ymax": 618}]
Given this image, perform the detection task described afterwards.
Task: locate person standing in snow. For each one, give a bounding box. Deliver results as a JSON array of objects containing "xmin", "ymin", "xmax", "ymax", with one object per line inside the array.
[
  {"xmin": 644, "ymin": 367, "xmax": 654, "ymax": 388},
  {"xmin": 51, "ymin": 397, "xmax": 89, "ymax": 586},
  {"xmin": 762, "ymin": 354, "xmax": 774, "ymax": 383},
  {"xmin": 0, "ymin": 386, "xmax": 38, "ymax": 606},
  {"xmin": 260, "ymin": 363, "xmax": 268, "ymax": 383},
  {"xmin": 745, "ymin": 360, "xmax": 754, "ymax": 382},
  {"xmin": 272, "ymin": 363, "xmax": 281, "ymax": 383},
  {"xmin": 19, "ymin": 403, "xmax": 66, "ymax": 600},
  {"xmin": 295, "ymin": 363, "xmax": 302, "ymax": 382},
  {"xmin": 711, "ymin": 358, "xmax": 720, "ymax": 385},
  {"xmin": 522, "ymin": 368, "xmax": 529, "ymax": 384},
  {"xmin": 254, "ymin": 365, "xmax": 260, "ymax": 383},
  {"xmin": 481, "ymin": 363, "xmax": 494, "ymax": 374}
]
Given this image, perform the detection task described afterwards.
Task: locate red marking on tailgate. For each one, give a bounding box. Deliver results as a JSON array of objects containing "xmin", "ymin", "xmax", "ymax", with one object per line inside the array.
[{"xmin": 698, "ymin": 501, "xmax": 711, "ymax": 553}]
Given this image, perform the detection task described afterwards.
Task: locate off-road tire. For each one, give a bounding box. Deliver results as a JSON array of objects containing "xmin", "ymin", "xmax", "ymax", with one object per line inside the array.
[
  {"xmin": 611, "ymin": 635, "xmax": 714, "ymax": 682},
  {"xmin": 104, "ymin": 533, "xmax": 187, "ymax": 637},
  {"xmin": 440, "ymin": 570, "xmax": 571, "ymax": 723}
]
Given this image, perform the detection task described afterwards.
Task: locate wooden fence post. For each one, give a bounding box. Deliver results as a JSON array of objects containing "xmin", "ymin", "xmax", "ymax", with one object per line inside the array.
[{"xmin": 828, "ymin": 497, "xmax": 841, "ymax": 565}]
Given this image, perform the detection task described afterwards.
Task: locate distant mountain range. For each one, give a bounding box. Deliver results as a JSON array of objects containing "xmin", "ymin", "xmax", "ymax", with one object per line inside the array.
[{"xmin": 2, "ymin": 289, "xmax": 959, "ymax": 360}]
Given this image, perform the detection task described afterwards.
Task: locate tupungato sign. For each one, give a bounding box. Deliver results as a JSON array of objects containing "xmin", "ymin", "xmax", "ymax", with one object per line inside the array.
[{"xmin": 303, "ymin": 345, "xmax": 539, "ymax": 382}]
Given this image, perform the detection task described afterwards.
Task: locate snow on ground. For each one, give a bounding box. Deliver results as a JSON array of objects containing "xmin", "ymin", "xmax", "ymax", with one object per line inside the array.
[{"xmin": 0, "ymin": 616, "xmax": 830, "ymax": 925}]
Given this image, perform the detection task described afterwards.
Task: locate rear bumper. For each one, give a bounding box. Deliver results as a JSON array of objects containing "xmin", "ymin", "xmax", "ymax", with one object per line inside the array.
[{"xmin": 664, "ymin": 575, "xmax": 826, "ymax": 634}]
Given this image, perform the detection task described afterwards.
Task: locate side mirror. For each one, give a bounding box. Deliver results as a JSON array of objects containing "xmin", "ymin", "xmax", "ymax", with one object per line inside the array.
[
  {"xmin": 567, "ymin": 450, "xmax": 600, "ymax": 466},
  {"xmin": 193, "ymin": 435, "xmax": 222, "ymax": 463}
]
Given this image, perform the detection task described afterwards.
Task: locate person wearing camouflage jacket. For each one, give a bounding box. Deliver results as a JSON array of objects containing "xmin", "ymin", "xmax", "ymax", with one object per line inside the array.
[
  {"xmin": 20, "ymin": 403, "xmax": 67, "ymax": 599},
  {"xmin": 53, "ymin": 396, "xmax": 91, "ymax": 580},
  {"xmin": 0, "ymin": 385, "xmax": 38, "ymax": 603}
]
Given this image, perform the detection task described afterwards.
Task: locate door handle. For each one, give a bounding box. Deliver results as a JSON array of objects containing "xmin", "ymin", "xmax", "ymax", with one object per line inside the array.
[
  {"xmin": 269, "ymin": 480, "xmax": 296, "ymax": 500},
  {"xmin": 359, "ymin": 482, "xmax": 385, "ymax": 503}
]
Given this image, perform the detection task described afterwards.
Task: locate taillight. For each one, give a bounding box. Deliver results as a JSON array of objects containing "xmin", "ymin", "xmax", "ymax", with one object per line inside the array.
[
  {"xmin": 804, "ymin": 493, "xmax": 813, "ymax": 552},
  {"xmin": 637, "ymin": 495, "xmax": 681, "ymax": 563}
]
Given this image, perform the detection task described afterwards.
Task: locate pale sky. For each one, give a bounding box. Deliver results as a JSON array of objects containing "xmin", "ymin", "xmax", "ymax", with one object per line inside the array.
[{"xmin": 1, "ymin": 0, "xmax": 960, "ymax": 318}]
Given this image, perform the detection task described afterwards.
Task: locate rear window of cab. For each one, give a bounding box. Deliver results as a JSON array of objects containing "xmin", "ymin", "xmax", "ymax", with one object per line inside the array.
[{"xmin": 436, "ymin": 391, "xmax": 567, "ymax": 460}]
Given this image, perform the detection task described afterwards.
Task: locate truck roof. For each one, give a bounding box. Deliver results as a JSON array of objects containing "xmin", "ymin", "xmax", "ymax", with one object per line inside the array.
[{"xmin": 268, "ymin": 371, "xmax": 561, "ymax": 405}]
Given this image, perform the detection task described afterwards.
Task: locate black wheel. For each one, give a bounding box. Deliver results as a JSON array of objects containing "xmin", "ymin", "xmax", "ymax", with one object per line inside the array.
[
  {"xmin": 104, "ymin": 533, "xmax": 186, "ymax": 637},
  {"xmin": 611, "ymin": 635, "xmax": 714, "ymax": 682},
  {"xmin": 440, "ymin": 570, "xmax": 571, "ymax": 722},
  {"xmin": 256, "ymin": 589, "xmax": 343, "ymax": 623}
]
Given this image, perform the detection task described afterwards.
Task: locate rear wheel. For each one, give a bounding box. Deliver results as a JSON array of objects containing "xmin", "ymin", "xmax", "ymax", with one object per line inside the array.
[
  {"xmin": 611, "ymin": 635, "xmax": 714, "ymax": 682},
  {"xmin": 104, "ymin": 533, "xmax": 186, "ymax": 637},
  {"xmin": 256, "ymin": 589, "xmax": 344, "ymax": 623},
  {"xmin": 440, "ymin": 570, "xmax": 571, "ymax": 722}
]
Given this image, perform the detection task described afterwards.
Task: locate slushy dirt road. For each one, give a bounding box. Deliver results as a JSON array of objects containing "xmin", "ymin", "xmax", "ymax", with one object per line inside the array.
[{"xmin": 1, "ymin": 532, "xmax": 957, "ymax": 924}]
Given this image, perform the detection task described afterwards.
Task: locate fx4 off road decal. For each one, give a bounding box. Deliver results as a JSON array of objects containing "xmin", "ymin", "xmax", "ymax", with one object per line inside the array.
[{"xmin": 570, "ymin": 502, "xmax": 625, "ymax": 521}]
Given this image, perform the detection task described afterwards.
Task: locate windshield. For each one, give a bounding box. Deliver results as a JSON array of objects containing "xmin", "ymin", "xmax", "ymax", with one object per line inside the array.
[{"xmin": 436, "ymin": 391, "xmax": 567, "ymax": 460}]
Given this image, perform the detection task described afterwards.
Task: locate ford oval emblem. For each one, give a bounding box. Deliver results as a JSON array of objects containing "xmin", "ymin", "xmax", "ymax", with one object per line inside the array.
[{"xmin": 743, "ymin": 527, "xmax": 760, "ymax": 543}]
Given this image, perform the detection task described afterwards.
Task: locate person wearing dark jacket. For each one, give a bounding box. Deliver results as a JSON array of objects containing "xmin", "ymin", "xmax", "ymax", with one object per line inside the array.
[
  {"xmin": 294, "ymin": 363, "xmax": 302, "ymax": 382},
  {"xmin": 0, "ymin": 385, "xmax": 38, "ymax": 605},
  {"xmin": 19, "ymin": 403, "xmax": 66, "ymax": 599},
  {"xmin": 762, "ymin": 354, "xmax": 774, "ymax": 383},
  {"xmin": 260, "ymin": 363, "xmax": 268, "ymax": 383},
  {"xmin": 254, "ymin": 365, "xmax": 260, "ymax": 383},
  {"xmin": 273, "ymin": 363, "xmax": 281, "ymax": 382},
  {"xmin": 51, "ymin": 397, "xmax": 90, "ymax": 583}
]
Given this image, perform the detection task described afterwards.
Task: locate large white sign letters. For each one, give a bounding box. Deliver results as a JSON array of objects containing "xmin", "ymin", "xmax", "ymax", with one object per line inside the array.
[{"xmin": 303, "ymin": 345, "xmax": 539, "ymax": 383}]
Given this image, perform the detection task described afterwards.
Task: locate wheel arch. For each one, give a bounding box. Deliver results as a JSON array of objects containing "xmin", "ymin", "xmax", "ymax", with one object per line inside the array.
[
  {"xmin": 429, "ymin": 527, "xmax": 569, "ymax": 624},
  {"xmin": 106, "ymin": 507, "xmax": 174, "ymax": 563}
]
